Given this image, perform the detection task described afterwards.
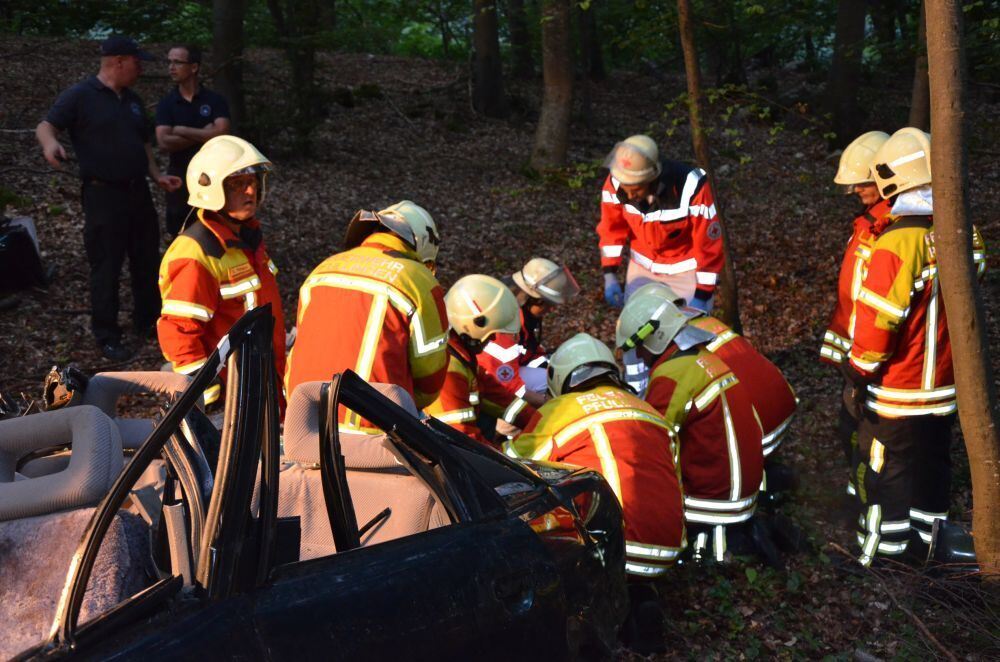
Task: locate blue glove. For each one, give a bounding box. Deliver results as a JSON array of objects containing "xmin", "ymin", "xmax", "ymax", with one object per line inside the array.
[
  {"xmin": 688, "ymin": 295, "xmax": 711, "ymax": 313},
  {"xmin": 603, "ymin": 273, "xmax": 624, "ymax": 308}
]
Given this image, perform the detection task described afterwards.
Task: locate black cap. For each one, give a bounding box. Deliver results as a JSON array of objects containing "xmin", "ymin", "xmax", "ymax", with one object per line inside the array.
[{"xmin": 100, "ymin": 35, "xmax": 155, "ymax": 61}]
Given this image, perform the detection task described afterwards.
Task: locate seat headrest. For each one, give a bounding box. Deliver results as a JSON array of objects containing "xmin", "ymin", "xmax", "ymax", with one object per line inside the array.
[
  {"xmin": 0, "ymin": 405, "xmax": 123, "ymax": 521},
  {"xmin": 82, "ymin": 371, "xmax": 192, "ymax": 417},
  {"xmin": 284, "ymin": 381, "xmax": 419, "ymax": 469}
]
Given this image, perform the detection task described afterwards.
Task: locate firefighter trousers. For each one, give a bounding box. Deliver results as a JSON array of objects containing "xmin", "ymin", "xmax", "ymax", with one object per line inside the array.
[
  {"xmin": 854, "ymin": 411, "xmax": 955, "ymax": 566},
  {"xmin": 837, "ymin": 397, "xmax": 860, "ymax": 497}
]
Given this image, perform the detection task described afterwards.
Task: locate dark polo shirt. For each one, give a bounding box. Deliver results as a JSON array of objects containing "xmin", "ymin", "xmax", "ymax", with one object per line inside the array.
[
  {"xmin": 155, "ymin": 86, "xmax": 230, "ymax": 177},
  {"xmin": 46, "ymin": 75, "xmax": 152, "ymax": 183}
]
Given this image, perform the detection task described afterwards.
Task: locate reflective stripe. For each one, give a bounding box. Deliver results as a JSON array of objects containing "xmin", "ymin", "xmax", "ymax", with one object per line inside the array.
[
  {"xmin": 820, "ymin": 346, "xmax": 844, "ymax": 363},
  {"xmin": 684, "ymin": 494, "xmax": 756, "ymax": 511},
  {"xmin": 916, "ymin": 529, "xmax": 933, "ymax": 543},
  {"xmin": 859, "ymin": 504, "xmax": 882, "ymax": 566},
  {"xmin": 175, "ymin": 359, "xmax": 207, "ymax": 375},
  {"xmin": 867, "ymin": 384, "xmax": 956, "ymax": 401},
  {"xmin": 846, "ymin": 482, "xmax": 857, "ymax": 496},
  {"xmin": 626, "ymin": 541, "xmax": 682, "ymax": 560},
  {"xmin": 910, "ymin": 508, "xmax": 947, "ymax": 524},
  {"xmin": 526, "ymin": 356, "xmax": 548, "ymax": 368},
  {"xmin": 267, "ymin": 259, "xmax": 278, "ymax": 275},
  {"xmin": 706, "ymin": 329, "xmax": 738, "ymax": 352},
  {"xmin": 355, "ymin": 294, "xmax": 389, "ymax": 382},
  {"xmin": 215, "ymin": 334, "xmax": 232, "ymax": 372},
  {"xmin": 714, "ymin": 525, "xmax": 726, "ymax": 563},
  {"xmin": 824, "ymin": 330, "xmax": 852, "ymax": 352},
  {"xmin": 590, "ymin": 423, "xmax": 622, "ymax": 502},
  {"xmin": 552, "ymin": 408, "xmax": 672, "ymax": 449},
  {"xmin": 625, "ymin": 363, "xmax": 645, "ymax": 376},
  {"xmin": 761, "ymin": 413, "xmax": 793, "ymax": 457},
  {"xmin": 691, "ymin": 203, "xmax": 717, "ymax": 220},
  {"xmin": 503, "ymin": 397, "xmax": 527, "ymax": 425},
  {"xmin": 469, "ymin": 391, "xmax": 480, "ymax": 405},
  {"xmin": 870, "ymin": 438, "xmax": 885, "ymax": 473},
  {"xmin": 434, "ymin": 408, "xmax": 476, "ymax": 424},
  {"xmin": 923, "ymin": 279, "xmax": 939, "ymax": 390},
  {"xmin": 692, "ymin": 374, "xmax": 738, "ymax": 412},
  {"xmin": 888, "ymin": 149, "xmax": 926, "ymax": 168},
  {"xmin": 244, "ymin": 290, "xmax": 257, "ymax": 311},
  {"xmin": 850, "ymin": 355, "xmax": 882, "ymax": 373},
  {"xmin": 880, "ymin": 519, "xmax": 910, "ymax": 533},
  {"xmin": 601, "ymin": 245, "xmax": 624, "ymax": 258},
  {"xmin": 684, "ymin": 506, "xmax": 755, "ymax": 525},
  {"xmin": 857, "ymin": 288, "xmax": 908, "ymax": 320},
  {"xmin": 630, "ymin": 250, "xmax": 698, "ymax": 276},
  {"xmin": 601, "ymin": 190, "xmax": 620, "ymax": 204},
  {"xmin": 856, "ymin": 532, "xmax": 908, "ymax": 555},
  {"xmin": 625, "ymin": 562, "xmax": 669, "ymax": 577},
  {"xmin": 695, "ymin": 271, "xmax": 718, "ymax": 286},
  {"xmin": 625, "ymin": 169, "xmax": 705, "ymax": 222},
  {"xmin": 203, "ymin": 382, "xmax": 220, "ymax": 405},
  {"xmin": 162, "ymin": 299, "xmax": 213, "ymax": 321},
  {"xmin": 219, "ymin": 276, "xmax": 261, "ymax": 299},
  {"xmin": 483, "ymin": 341, "xmax": 524, "ymax": 364},
  {"xmin": 301, "ymin": 273, "xmax": 448, "ymax": 356},
  {"xmin": 514, "ymin": 385, "xmax": 527, "ymax": 398},
  {"xmin": 721, "ymin": 395, "xmax": 741, "ymax": 500},
  {"xmin": 866, "ymin": 400, "xmax": 957, "ymax": 417}
]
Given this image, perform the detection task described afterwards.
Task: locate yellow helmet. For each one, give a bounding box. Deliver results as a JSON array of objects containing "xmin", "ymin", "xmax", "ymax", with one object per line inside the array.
[
  {"xmin": 511, "ymin": 258, "xmax": 580, "ymax": 305},
  {"xmin": 445, "ymin": 275, "xmax": 521, "ymax": 342},
  {"xmin": 606, "ymin": 135, "xmax": 661, "ymax": 185},
  {"xmin": 834, "ymin": 131, "xmax": 890, "ymax": 188},
  {"xmin": 871, "ymin": 128, "xmax": 932, "ymax": 198},
  {"xmin": 186, "ymin": 135, "xmax": 272, "ymax": 211},
  {"xmin": 343, "ymin": 200, "xmax": 440, "ymax": 262},
  {"xmin": 615, "ymin": 283, "xmax": 688, "ymax": 355},
  {"xmin": 547, "ymin": 333, "xmax": 619, "ymax": 397}
]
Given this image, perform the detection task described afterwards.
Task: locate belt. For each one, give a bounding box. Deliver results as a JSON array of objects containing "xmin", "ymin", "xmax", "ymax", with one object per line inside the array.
[
  {"xmin": 83, "ymin": 176, "xmax": 147, "ymax": 189},
  {"xmin": 630, "ymin": 250, "xmax": 697, "ymax": 275}
]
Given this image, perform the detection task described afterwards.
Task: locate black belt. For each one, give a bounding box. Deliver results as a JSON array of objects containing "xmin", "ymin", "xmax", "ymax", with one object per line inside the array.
[{"xmin": 83, "ymin": 176, "xmax": 147, "ymax": 189}]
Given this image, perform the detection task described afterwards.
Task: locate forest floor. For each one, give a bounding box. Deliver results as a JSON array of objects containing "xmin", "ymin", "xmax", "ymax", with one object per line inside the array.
[{"xmin": 2, "ymin": 36, "xmax": 999, "ymax": 659}]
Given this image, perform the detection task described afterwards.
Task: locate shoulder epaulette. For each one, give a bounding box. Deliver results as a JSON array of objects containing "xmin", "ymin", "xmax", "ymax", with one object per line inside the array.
[{"xmin": 182, "ymin": 221, "xmax": 225, "ymax": 259}]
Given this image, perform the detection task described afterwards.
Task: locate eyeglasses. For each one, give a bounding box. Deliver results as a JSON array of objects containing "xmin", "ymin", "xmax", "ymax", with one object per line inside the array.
[
  {"xmin": 167, "ymin": 59, "xmax": 190, "ymax": 67},
  {"xmin": 223, "ymin": 175, "xmax": 258, "ymax": 192}
]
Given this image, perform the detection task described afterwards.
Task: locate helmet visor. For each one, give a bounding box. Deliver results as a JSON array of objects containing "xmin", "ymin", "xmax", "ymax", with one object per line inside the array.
[{"xmin": 525, "ymin": 265, "xmax": 581, "ymax": 304}]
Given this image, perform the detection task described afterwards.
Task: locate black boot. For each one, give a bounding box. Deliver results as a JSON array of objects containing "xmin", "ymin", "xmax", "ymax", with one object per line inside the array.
[
  {"xmin": 929, "ymin": 520, "xmax": 978, "ymax": 568},
  {"xmin": 620, "ymin": 582, "xmax": 666, "ymax": 655}
]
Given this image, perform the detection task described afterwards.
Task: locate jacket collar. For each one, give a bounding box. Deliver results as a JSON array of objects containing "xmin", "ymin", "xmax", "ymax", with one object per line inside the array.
[
  {"xmin": 361, "ymin": 231, "xmax": 420, "ymax": 261},
  {"xmin": 197, "ymin": 210, "xmax": 262, "ymax": 251}
]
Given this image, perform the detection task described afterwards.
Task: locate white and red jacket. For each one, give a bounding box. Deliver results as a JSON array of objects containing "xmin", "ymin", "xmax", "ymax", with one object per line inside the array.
[
  {"xmin": 598, "ymin": 160, "xmax": 723, "ymax": 300},
  {"xmin": 820, "ymin": 199, "xmax": 893, "ymax": 365},
  {"xmin": 477, "ymin": 307, "xmax": 547, "ymax": 422},
  {"xmin": 849, "ymin": 216, "xmax": 986, "ymax": 417}
]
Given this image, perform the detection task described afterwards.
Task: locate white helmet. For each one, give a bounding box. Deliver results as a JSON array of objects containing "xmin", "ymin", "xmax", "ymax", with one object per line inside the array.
[
  {"xmin": 872, "ymin": 128, "xmax": 932, "ymax": 198},
  {"xmin": 186, "ymin": 135, "xmax": 273, "ymax": 211},
  {"xmin": 445, "ymin": 275, "xmax": 521, "ymax": 343},
  {"xmin": 547, "ymin": 333, "xmax": 620, "ymax": 397},
  {"xmin": 834, "ymin": 131, "xmax": 890, "ymax": 189},
  {"xmin": 343, "ymin": 200, "xmax": 440, "ymax": 262},
  {"xmin": 511, "ymin": 258, "xmax": 580, "ymax": 305},
  {"xmin": 615, "ymin": 283, "xmax": 688, "ymax": 355},
  {"xmin": 606, "ymin": 135, "xmax": 661, "ymax": 185}
]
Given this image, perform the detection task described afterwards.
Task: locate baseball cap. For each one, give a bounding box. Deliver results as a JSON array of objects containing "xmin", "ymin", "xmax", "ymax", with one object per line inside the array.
[{"xmin": 100, "ymin": 35, "xmax": 155, "ymax": 61}]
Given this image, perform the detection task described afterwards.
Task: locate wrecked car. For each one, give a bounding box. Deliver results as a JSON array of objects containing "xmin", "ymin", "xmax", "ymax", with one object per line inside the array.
[{"xmin": 1, "ymin": 306, "xmax": 628, "ymax": 660}]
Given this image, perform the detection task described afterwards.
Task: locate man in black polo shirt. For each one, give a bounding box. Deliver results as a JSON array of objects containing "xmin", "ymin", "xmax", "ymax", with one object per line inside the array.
[
  {"xmin": 36, "ymin": 35, "xmax": 182, "ymax": 362},
  {"xmin": 155, "ymin": 44, "xmax": 231, "ymax": 236}
]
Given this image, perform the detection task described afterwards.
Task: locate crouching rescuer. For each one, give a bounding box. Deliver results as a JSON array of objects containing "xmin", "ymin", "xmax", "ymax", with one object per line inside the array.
[{"xmin": 157, "ymin": 135, "xmax": 285, "ymax": 405}]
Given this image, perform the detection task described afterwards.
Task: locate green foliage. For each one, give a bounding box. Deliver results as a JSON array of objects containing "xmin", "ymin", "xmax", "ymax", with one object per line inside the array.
[{"xmin": 0, "ymin": 187, "xmax": 30, "ymax": 211}]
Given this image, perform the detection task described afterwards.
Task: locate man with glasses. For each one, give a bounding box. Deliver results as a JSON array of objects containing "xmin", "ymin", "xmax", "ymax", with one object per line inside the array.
[
  {"xmin": 36, "ymin": 35, "xmax": 182, "ymax": 361},
  {"xmin": 156, "ymin": 44, "xmax": 231, "ymax": 236}
]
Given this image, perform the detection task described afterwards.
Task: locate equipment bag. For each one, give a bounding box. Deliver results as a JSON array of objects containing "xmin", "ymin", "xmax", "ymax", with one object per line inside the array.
[{"xmin": 0, "ymin": 216, "xmax": 47, "ymax": 290}]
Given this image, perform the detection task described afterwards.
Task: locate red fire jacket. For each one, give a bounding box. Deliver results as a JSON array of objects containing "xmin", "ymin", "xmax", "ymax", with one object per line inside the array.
[{"xmin": 597, "ymin": 160, "xmax": 723, "ymax": 299}]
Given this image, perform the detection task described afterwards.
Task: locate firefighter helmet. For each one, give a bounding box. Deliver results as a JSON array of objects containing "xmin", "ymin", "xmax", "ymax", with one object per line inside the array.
[
  {"xmin": 512, "ymin": 258, "xmax": 580, "ymax": 305},
  {"xmin": 615, "ymin": 283, "xmax": 688, "ymax": 355},
  {"xmin": 187, "ymin": 135, "xmax": 273, "ymax": 211},
  {"xmin": 445, "ymin": 274, "xmax": 521, "ymax": 342},
  {"xmin": 871, "ymin": 128, "xmax": 932, "ymax": 198},
  {"xmin": 834, "ymin": 131, "xmax": 890, "ymax": 188},
  {"xmin": 547, "ymin": 333, "xmax": 619, "ymax": 397},
  {"xmin": 606, "ymin": 135, "xmax": 661, "ymax": 185},
  {"xmin": 343, "ymin": 200, "xmax": 440, "ymax": 263}
]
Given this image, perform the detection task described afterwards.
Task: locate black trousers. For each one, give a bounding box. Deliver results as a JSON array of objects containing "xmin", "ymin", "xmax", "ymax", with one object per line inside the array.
[
  {"xmin": 165, "ymin": 176, "xmax": 195, "ymax": 237},
  {"xmin": 854, "ymin": 409, "xmax": 955, "ymax": 565},
  {"xmin": 837, "ymin": 396, "xmax": 860, "ymax": 496},
  {"xmin": 81, "ymin": 179, "xmax": 161, "ymax": 344}
]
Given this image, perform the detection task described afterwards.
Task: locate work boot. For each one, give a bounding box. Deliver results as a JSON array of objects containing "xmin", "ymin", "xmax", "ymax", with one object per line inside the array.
[
  {"xmin": 99, "ymin": 340, "xmax": 133, "ymax": 362},
  {"xmin": 929, "ymin": 520, "xmax": 978, "ymax": 568},
  {"xmin": 620, "ymin": 583, "xmax": 666, "ymax": 655}
]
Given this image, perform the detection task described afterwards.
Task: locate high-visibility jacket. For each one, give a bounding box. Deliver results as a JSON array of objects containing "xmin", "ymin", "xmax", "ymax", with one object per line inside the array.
[
  {"xmin": 646, "ymin": 344, "xmax": 763, "ymax": 526},
  {"xmin": 597, "ymin": 159, "xmax": 723, "ymax": 300},
  {"xmin": 478, "ymin": 308, "xmax": 547, "ymax": 419},
  {"xmin": 285, "ymin": 232, "xmax": 449, "ymax": 427},
  {"xmin": 157, "ymin": 210, "xmax": 285, "ymax": 404},
  {"xmin": 687, "ymin": 314, "xmax": 797, "ymax": 457},
  {"xmin": 849, "ymin": 216, "xmax": 986, "ymax": 418},
  {"xmin": 820, "ymin": 199, "xmax": 893, "ymax": 365},
  {"xmin": 425, "ymin": 334, "xmax": 536, "ymax": 444},
  {"xmin": 504, "ymin": 384, "xmax": 686, "ymax": 576}
]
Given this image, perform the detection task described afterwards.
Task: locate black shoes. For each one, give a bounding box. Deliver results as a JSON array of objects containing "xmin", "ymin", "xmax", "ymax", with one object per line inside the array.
[{"xmin": 99, "ymin": 340, "xmax": 134, "ymax": 362}]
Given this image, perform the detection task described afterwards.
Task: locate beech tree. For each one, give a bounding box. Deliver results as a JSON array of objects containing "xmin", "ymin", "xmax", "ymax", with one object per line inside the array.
[
  {"xmin": 530, "ymin": 0, "xmax": 573, "ymax": 170},
  {"xmin": 212, "ymin": 0, "xmax": 247, "ymax": 131},
  {"xmin": 472, "ymin": 0, "xmax": 508, "ymax": 117},
  {"xmin": 827, "ymin": 0, "xmax": 866, "ymax": 145},
  {"xmin": 676, "ymin": 0, "xmax": 742, "ymax": 332},
  {"xmin": 507, "ymin": 0, "xmax": 533, "ymax": 78},
  {"xmin": 925, "ymin": 0, "xmax": 1000, "ymax": 576},
  {"xmin": 909, "ymin": 1, "xmax": 930, "ymax": 131}
]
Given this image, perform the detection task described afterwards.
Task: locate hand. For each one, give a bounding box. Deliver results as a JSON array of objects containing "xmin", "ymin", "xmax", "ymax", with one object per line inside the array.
[
  {"xmin": 156, "ymin": 175, "xmax": 183, "ymax": 192},
  {"xmin": 603, "ymin": 273, "xmax": 624, "ymax": 308},
  {"xmin": 42, "ymin": 141, "xmax": 67, "ymax": 168}
]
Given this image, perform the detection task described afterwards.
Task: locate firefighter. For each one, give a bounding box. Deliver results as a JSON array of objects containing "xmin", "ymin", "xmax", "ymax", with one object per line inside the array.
[
  {"xmin": 616, "ymin": 283, "xmax": 763, "ymax": 563},
  {"xmin": 598, "ymin": 135, "xmax": 723, "ymax": 396},
  {"xmin": 478, "ymin": 258, "xmax": 581, "ymax": 426},
  {"xmin": 820, "ymin": 131, "xmax": 892, "ymax": 500},
  {"xmin": 157, "ymin": 135, "xmax": 284, "ymax": 406},
  {"xmin": 505, "ymin": 332, "xmax": 685, "ymax": 654},
  {"xmin": 285, "ymin": 201, "xmax": 449, "ymax": 430},
  {"xmin": 425, "ymin": 275, "xmax": 534, "ymax": 444},
  {"xmin": 847, "ymin": 128, "xmax": 986, "ymax": 566}
]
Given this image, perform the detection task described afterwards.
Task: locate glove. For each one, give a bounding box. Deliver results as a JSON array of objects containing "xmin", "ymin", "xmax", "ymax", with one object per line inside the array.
[
  {"xmin": 603, "ymin": 273, "xmax": 624, "ymax": 308},
  {"xmin": 688, "ymin": 295, "xmax": 711, "ymax": 313}
]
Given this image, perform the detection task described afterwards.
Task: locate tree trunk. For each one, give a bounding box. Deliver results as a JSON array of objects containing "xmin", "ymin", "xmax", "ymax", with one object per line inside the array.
[
  {"xmin": 472, "ymin": 0, "xmax": 508, "ymax": 117},
  {"xmin": 507, "ymin": 0, "xmax": 533, "ymax": 78},
  {"xmin": 212, "ymin": 0, "xmax": 247, "ymax": 131},
  {"xmin": 925, "ymin": 0, "xmax": 1000, "ymax": 578},
  {"xmin": 827, "ymin": 0, "xmax": 867, "ymax": 147},
  {"xmin": 529, "ymin": 0, "xmax": 572, "ymax": 170},
  {"xmin": 267, "ymin": 0, "xmax": 322, "ymax": 152},
  {"xmin": 577, "ymin": 0, "xmax": 605, "ymax": 81},
  {"xmin": 908, "ymin": 1, "xmax": 930, "ymax": 130},
  {"xmin": 676, "ymin": 0, "xmax": 742, "ymax": 332}
]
